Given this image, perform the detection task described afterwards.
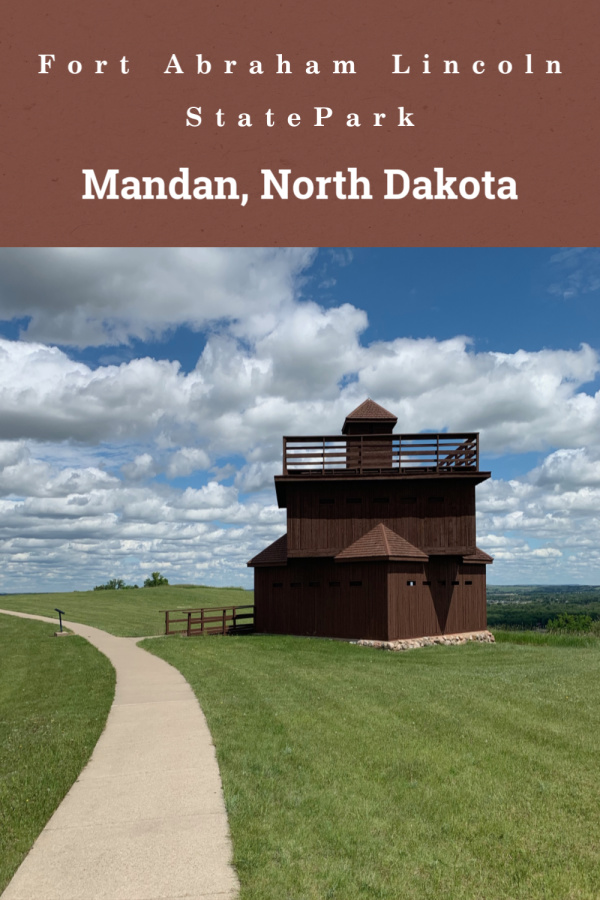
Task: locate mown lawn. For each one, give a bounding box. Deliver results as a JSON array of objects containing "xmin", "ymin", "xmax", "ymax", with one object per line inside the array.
[
  {"xmin": 0, "ymin": 614, "xmax": 115, "ymax": 893},
  {"xmin": 143, "ymin": 632, "xmax": 600, "ymax": 900},
  {"xmin": 0, "ymin": 585, "xmax": 253, "ymax": 637}
]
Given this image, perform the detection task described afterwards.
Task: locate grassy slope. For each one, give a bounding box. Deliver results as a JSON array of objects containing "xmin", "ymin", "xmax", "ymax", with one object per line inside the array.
[
  {"xmin": 0, "ymin": 585, "xmax": 253, "ymax": 637},
  {"xmin": 143, "ymin": 633, "xmax": 600, "ymax": 900},
  {"xmin": 0, "ymin": 614, "xmax": 115, "ymax": 893}
]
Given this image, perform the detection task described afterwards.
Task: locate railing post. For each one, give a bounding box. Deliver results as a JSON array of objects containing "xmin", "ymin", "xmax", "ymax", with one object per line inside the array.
[
  {"xmin": 283, "ymin": 437, "xmax": 287, "ymax": 474},
  {"xmin": 476, "ymin": 433, "xmax": 479, "ymax": 471},
  {"xmin": 201, "ymin": 607, "xmax": 205, "ymax": 634},
  {"xmin": 165, "ymin": 610, "xmax": 169, "ymax": 635},
  {"xmin": 436, "ymin": 434, "xmax": 440, "ymax": 472},
  {"xmin": 187, "ymin": 612, "xmax": 192, "ymax": 636},
  {"xmin": 222, "ymin": 608, "xmax": 227, "ymax": 634}
]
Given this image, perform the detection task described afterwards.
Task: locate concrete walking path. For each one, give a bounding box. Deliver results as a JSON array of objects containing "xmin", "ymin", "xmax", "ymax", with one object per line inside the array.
[{"xmin": 0, "ymin": 610, "xmax": 239, "ymax": 900}]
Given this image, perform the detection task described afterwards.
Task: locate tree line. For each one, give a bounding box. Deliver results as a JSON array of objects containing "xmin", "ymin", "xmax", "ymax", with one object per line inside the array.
[{"xmin": 94, "ymin": 572, "xmax": 169, "ymax": 591}]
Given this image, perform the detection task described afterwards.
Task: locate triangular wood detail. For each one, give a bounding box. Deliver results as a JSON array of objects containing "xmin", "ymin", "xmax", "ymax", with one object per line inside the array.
[{"xmin": 335, "ymin": 523, "xmax": 428, "ymax": 562}]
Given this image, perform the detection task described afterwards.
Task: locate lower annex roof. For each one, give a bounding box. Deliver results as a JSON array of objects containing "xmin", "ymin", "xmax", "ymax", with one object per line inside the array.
[{"xmin": 247, "ymin": 527, "xmax": 494, "ymax": 567}]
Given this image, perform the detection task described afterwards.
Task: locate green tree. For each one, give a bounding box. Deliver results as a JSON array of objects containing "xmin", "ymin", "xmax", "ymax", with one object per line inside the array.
[
  {"xmin": 547, "ymin": 612, "xmax": 593, "ymax": 633},
  {"xmin": 144, "ymin": 571, "xmax": 169, "ymax": 588},
  {"xmin": 94, "ymin": 578, "xmax": 126, "ymax": 591}
]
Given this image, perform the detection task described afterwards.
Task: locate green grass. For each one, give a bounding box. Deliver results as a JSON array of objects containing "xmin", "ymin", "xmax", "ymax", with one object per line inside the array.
[
  {"xmin": 142, "ymin": 633, "xmax": 600, "ymax": 900},
  {"xmin": 0, "ymin": 585, "xmax": 253, "ymax": 637},
  {"xmin": 492, "ymin": 628, "xmax": 600, "ymax": 648},
  {"xmin": 0, "ymin": 614, "xmax": 115, "ymax": 893}
]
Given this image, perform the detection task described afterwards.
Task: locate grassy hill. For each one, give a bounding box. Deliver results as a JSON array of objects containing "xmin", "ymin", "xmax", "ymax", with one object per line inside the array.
[
  {"xmin": 144, "ymin": 632, "xmax": 600, "ymax": 900},
  {"xmin": 4, "ymin": 585, "xmax": 600, "ymax": 897},
  {"xmin": 0, "ymin": 585, "xmax": 253, "ymax": 637},
  {"xmin": 3, "ymin": 583, "xmax": 599, "ymax": 637}
]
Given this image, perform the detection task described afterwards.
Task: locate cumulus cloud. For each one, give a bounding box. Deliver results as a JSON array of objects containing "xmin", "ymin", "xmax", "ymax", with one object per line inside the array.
[
  {"xmin": 122, "ymin": 453, "xmax": 159, "ymax": 481},
  {"xmin": 235, "ymin": 461, "xmax": 282, "ymax": 493},
  {"xmin": 0, "ymin": 331, "xmax": 598, "ymax": 458},
  {"xmin": 0, "ymin": 248, "xmax": 599, "ymax": 589},
  {"xmin": 3, "ymin": 432, "xmax": 600, "ymax": 590},
  {"xmin": 357, "ymin": 339, "xmax": 600, "ymax": 451},
  {"xmin": 528, "ymin": 447, "xmax": 600, "ymax": 490},
  {"xmin": 476, "ymin": 456, "xmax": 600, "ymax": 582},
  {"xmin": 0, "ymin": 247, "xmax": 315, "ymax": 346},
  {"xmin": 0, "ymin": 444, "xmax": 286, "ymax": 591},
  {"xmin": 166, "ymin": 448, "xmax": 211, "ymax": 479}
]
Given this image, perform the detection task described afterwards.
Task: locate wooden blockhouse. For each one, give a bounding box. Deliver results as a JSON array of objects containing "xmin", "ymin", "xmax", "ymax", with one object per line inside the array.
[{"xmin": 248, "ymin": 400, "xmax": 492, "ymax": 641}]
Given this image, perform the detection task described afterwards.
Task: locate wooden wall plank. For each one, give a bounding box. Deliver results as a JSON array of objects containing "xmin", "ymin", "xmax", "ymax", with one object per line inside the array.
[{"xmin": 286, "ymin": 481, "xmax": 476, "ymax": 554}]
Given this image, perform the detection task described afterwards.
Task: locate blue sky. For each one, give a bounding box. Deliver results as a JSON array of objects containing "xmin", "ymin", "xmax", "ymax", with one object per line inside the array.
[
  {"xmin": 0, "ymin": 246, "xmax": 598, "ymax": 591},
  {"xmin": 321, "ymin": 248, "xmax": 599, "ymax": 351},
  {"xmin": 55, "ymin": 247, "xmax": 598, "ymax": 366}
]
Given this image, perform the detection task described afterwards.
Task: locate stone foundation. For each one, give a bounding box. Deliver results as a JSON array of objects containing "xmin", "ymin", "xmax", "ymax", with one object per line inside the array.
[{"xmin": 354, "ymin": 630, "xmax": 495, "ymax": 652}]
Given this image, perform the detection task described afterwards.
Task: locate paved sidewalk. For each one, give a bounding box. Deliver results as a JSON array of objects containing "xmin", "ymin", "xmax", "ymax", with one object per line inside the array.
[{"xmin": 0, "ymin": 610, "xmax": 239, "ymax": 900}]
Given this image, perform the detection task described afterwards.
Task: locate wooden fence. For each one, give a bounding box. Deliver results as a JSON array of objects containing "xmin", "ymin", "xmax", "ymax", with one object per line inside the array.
[
  {"xmin": 162, "ymin": 605, "xmax": 254, "ymax": 636},
  {"xmin": 282, "ymin": 432, "xmax": 478, "ymax": 476}
]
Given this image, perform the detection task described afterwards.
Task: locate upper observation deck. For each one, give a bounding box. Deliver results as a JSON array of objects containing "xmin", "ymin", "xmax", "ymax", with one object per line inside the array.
[{"xmin": 280, "ymin": 432, "xmax": 483, "ymax": 478}]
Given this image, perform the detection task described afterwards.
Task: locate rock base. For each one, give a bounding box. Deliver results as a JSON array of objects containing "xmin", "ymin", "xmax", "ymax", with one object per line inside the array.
[{"xmin": 354, "ymin": 630, "xmax": 495, "ymax": 652}]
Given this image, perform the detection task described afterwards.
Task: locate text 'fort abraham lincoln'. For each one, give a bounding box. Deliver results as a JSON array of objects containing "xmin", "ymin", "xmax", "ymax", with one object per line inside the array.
[
  {"xmin": 39, "ymin": 50, "xmax": 562, "ymax": 132},
  {"xmin": 39, "ymin": 50, "xmax": 561, "ymax": 205}
]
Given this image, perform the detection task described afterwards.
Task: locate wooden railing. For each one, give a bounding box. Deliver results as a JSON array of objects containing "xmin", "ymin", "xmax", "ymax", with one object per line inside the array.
[
  {"xmin": 282, "ymin": 433, "xmax": 478, "ymax": 475},
  {"xmin": 163, "ymin": 605, "xmax": 254, "ymax": 636}
]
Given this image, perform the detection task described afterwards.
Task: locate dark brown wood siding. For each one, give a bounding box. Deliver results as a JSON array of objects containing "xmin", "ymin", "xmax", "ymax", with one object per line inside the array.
[
  {"xmin": 255, "ymin": 558, "xmax": 487, "ymax": 642},
  {"xmin": 387, "ymin": 563, "xmax": 439, "ymax": 640},
  {"xmin": 387, "ymin": 559, "xmax": 487, "ymax": 639},
  {"xmin": 286, "ymin": 481, "xmax": 476, "ymax": 553},
  {"xmin": 445, "ymin": 564, "xmax": 487, "ymax": 634},
  {"xmin": 254, "ymin": 559, "xmax": 389, "ymax": 640},
  {"xmin": 345, "ymin": 435, "xmax": 395, "ymax": 470}
]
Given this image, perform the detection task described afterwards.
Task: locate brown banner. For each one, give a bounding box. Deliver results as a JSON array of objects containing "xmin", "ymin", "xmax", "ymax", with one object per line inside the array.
[{"xmin": 1, "ymin": 0, "xmax": 598, "ymax": 246}]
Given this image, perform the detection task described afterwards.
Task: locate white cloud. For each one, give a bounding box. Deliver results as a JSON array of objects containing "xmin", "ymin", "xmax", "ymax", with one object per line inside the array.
[
  {"xmin": 166, "ymin": 448, "xmax": 211, "ymax": 478},
  {"xmin": 0, "ymin": 451, "xmax": 287, "ymax": 591},
  {"xmin": 1, "ymin": 332, "xmax": 598, "ymax": 459},
  {"xmin": 235, "ymin": 461, "xmax": 281, "ymax": 493},
  {"xmin": 0, "ymin": 248, "xmax": 599, "ymax": 589},
  {"xmin": 122, "ymin": 453, "xmax": 158, "ymax": 481},
  {"xmin": 0, "ymin": 247, "xmax": 315, "ymax": 346},
  {"xmin": 477, "ymin": 459, "xmax": 600, "ymax": 582},
  {"xmin": 530, "ymin": 547, "xmax": 562, "ymax": 558},
  {"xmin": 529, "ymin": 447, "xmax": 600, "ymax": 489}
]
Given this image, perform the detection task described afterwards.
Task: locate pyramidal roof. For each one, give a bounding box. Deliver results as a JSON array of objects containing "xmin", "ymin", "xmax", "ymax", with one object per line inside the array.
[
  {"xmin": 335, "ymin": 524, "xmax": 428, "ymax": 563},
  {"xmin": 462, "ymin": 547, "xmax": 494, "ymax": 564},
  {"xmin": 247, "ymin": 534, "xmax": 287, "ymax": 567},
  {"xmin": 344, "ymin": 399, "xmax": 397, "ymax": 423}
]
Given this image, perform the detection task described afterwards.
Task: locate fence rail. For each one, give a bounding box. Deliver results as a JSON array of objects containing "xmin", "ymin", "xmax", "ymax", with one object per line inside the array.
[
  {"xmin": 162, "ymin": 605, "xmax": 254, "ymax": 636},
  {"xmin": 282, "ymin": 433, "xmax": 478, "ymax": 476}
]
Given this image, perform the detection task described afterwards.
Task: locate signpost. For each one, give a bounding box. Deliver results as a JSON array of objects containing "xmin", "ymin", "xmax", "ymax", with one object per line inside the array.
[{"xmin": 54, "ymin": 608, "xmax": 67, "ymax": 636}]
